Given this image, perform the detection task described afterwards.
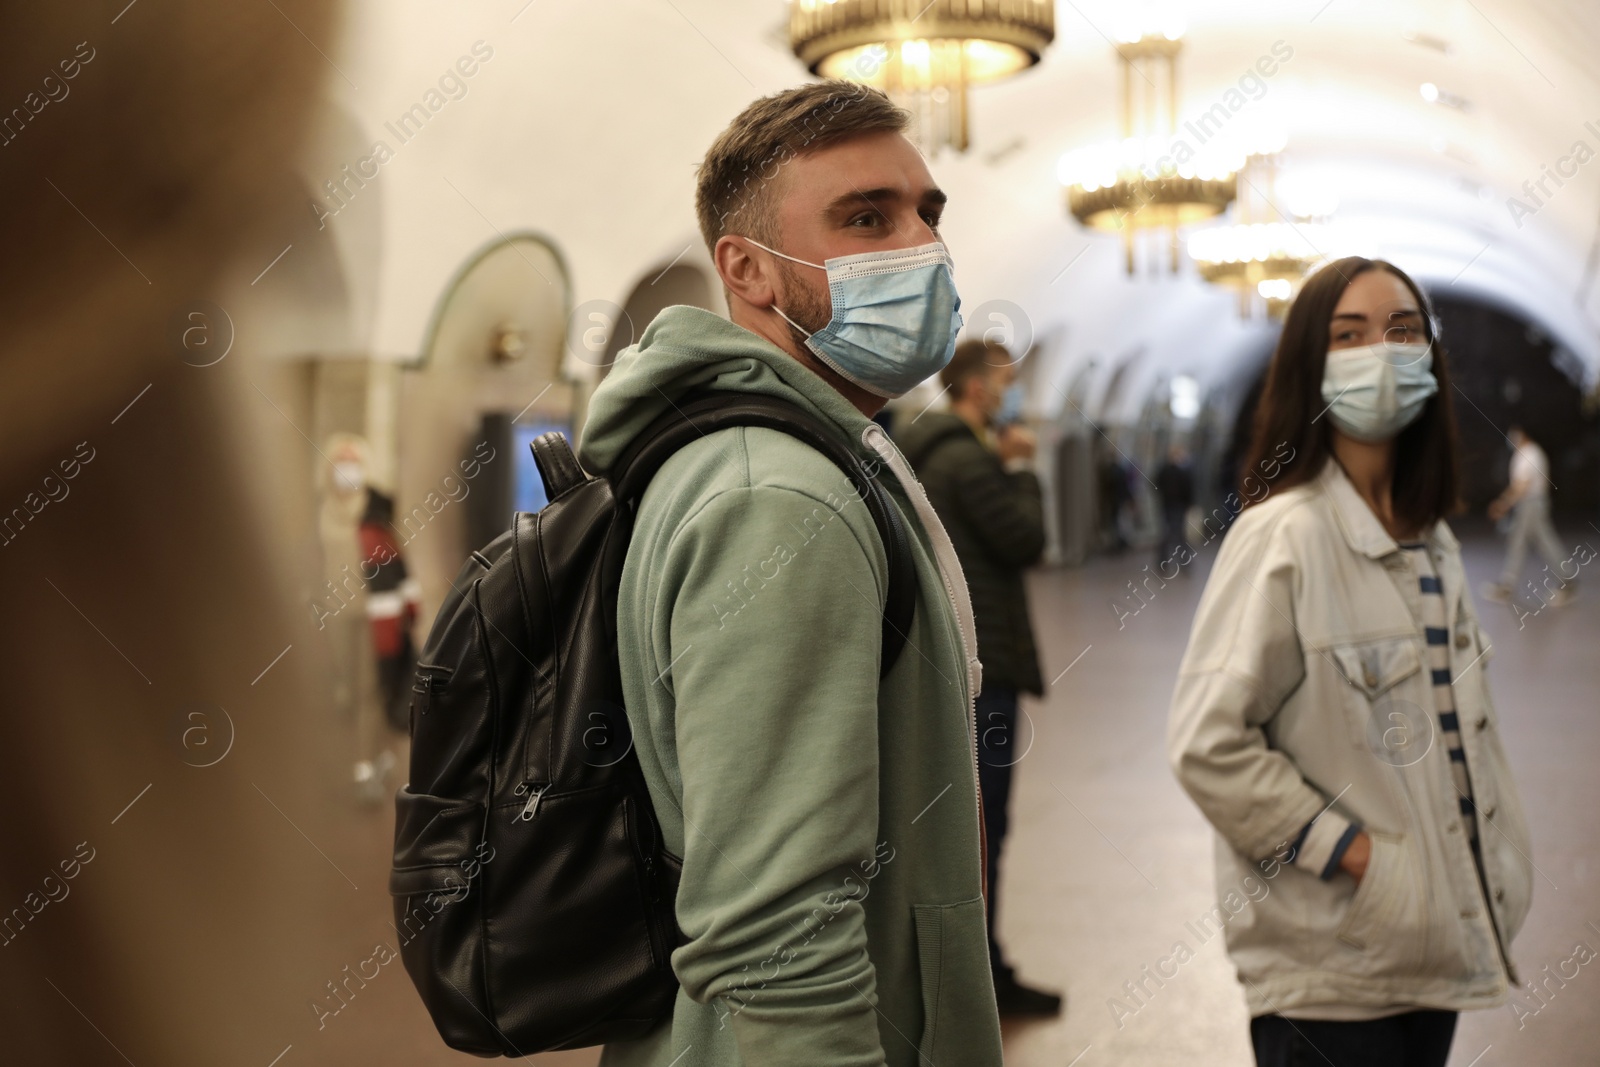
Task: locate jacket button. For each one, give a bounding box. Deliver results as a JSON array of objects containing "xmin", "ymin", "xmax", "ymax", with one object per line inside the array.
[
  {"xmin": 1363, "ymin": 668, "xmax": 1378, "ymax": 688},
  {"xmin": 1495, "ymin": 887, "xmax": 1506, "ymax": 903},
  {"xmin": 1447, "ymin": 821, "xmax": 1461, "ymax": 833},
  {"xmin": 1476, "ymin": 715, "xmax": 1489, "ymax": 732},
  {"xmin": 1460, "ymin": 909, "xmax": 1478, "ymax": 919},
  {"xmin": 1485, "ymin": 805, "xmax": 1497, "ymax": 819},
  {"xmin": 1455, "ymin": 632, "xmax": 1471, "ymax": 649}
]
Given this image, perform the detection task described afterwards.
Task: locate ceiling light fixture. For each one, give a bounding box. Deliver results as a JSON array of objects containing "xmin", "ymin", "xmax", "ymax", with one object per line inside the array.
[
  {"xmin": 1058, "ymin": 28, "xmax": 1238, "ymax": 274},
  {"xmin": 789, "ymin": 0, "xmax": 1054, "ymax": 156}
]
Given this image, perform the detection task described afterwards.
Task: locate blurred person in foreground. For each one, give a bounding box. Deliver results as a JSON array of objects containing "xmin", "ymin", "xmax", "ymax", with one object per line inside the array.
[
  {"xmin": 578, "ymin": 81, "xmax": 1001, "ymax": 1065},
  {"xmin": 895, "ymin": 339, "xmax": 1060, "ymax": 1016},
  {"xmin": 1168, "ymin": 257, "xmax": 1532, "ymax": 1067},
  {"xmin": 1482, "ymin": 425, "xmax": 1574, "ymax": 607},
  {"xmin": 0, "ymin": 3, "xmax": 357, "ymax": 1065}
]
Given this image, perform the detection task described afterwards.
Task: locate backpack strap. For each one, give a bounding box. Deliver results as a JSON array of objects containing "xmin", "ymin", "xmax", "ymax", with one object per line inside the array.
[{"xmin": 609, "ymin": 392, "xmax": 917, "ymax": 679}]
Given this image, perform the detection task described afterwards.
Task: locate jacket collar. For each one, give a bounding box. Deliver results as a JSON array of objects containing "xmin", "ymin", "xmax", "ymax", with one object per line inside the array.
[
  {"xmin": 1315, "ymin": 456, "xmax": 1456, "ymax": 558},
  {"xmin": 896, "ymin": 411, "xmax": 976, "ymax": 471}
]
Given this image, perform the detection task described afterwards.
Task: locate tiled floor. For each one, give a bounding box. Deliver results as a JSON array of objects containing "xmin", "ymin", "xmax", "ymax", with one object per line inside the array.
[{"xmin": 318, "ymin": 525, "xmax": 1600, "ymax": 1066}]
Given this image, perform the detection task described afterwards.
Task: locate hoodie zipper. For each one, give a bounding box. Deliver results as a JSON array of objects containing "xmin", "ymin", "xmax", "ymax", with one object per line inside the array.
[{"xmin": 861, "ymin": 425, "xmax": 984, "ymax": 826}]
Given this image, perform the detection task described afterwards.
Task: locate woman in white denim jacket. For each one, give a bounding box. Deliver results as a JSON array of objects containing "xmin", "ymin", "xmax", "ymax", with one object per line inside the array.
[{"xmin": 1168, "ymin": 257, "xmax": 1533, "ymax": 1067}]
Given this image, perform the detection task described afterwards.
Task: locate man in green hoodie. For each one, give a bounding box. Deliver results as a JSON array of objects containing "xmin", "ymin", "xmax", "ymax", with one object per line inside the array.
[{"xmin": 578, "ymin": 82, "xmax": 1003, "ymax": 1066}]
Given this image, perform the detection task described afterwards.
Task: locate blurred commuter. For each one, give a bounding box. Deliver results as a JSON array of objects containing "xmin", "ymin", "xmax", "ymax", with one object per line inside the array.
[
  {"xmin": 1154, "ymin": 444, "xmax": 1195, "ymax": 572},
  {"xmin": 0, "ymin": 3, "xmax": 354, "ymax": 1064},
  {"xmin": 1169, "ymin": 258, "xmax": 1532, "ymax": 1067},
  {"xmin": 357, "ymin": 488, "xmax": 420, "ymax": 738},
  {"xmin": 578, "ymin": 82, "xmax": 1001, "ymax": 1065},
  {"xmin": 1482, "ymin": 426, "xmax": 1573, "ymax": 606},
  {"xmin": 319, "ymin": 433, "xmax": 389, "ymax": 800},
  {"xmin": 896, "ymin": 340, "xmax": 1060, "ymax": 1017},
  {"xmin": 1098, "ymin": 442, "xmax": 1132, "ymax": 552},
  {"xmin": 317, "ymin": 432, "xmax": 421, "ymax": 801}
]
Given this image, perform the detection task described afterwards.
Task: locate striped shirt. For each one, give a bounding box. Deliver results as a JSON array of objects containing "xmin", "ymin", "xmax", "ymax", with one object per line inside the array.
[{"xmin": 1400, "ymin": 542, "xmax": 1478, "ymax": 841}]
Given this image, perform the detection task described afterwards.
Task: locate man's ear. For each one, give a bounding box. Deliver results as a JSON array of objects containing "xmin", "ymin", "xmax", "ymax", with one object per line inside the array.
[{"xmin": 714, "ymin": 235, "xmax": 776, "ymax": 310}]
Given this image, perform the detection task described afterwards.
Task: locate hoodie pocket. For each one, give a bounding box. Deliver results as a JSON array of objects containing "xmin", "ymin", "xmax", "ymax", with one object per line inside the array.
[{"xmin": 913, "ymin": 897, "xmax": 1003, "ymax": 1066}]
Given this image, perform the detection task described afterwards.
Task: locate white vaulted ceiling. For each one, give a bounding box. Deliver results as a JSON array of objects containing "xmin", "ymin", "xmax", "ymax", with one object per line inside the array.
[{"xmin": 306, "ymin": 0, "xmax": 1600, "ymax": 416}]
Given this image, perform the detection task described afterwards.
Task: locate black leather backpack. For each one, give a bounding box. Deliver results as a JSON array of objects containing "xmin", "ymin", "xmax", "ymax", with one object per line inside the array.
[{"xmin": 390, "ymin": 392, "xmax": 917, "ymax": 1054}]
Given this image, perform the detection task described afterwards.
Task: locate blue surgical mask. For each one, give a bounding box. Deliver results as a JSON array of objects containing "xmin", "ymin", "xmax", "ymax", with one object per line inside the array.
[
  {"xmin": 1320, "ymin": 341, "xmax": 1438, "ymax": 442},
  {"xmin": 748, "ymin": 238, "xmax": 963, "ymax": 399}
]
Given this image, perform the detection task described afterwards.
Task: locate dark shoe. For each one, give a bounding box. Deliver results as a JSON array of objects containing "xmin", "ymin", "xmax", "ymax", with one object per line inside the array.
[{"xmin": 993, "ymin": 968, "xmax": 1064, "ymax": 1017}]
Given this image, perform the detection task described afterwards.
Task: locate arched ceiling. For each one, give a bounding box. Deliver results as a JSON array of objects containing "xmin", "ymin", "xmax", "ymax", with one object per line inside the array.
[{"xmin": 317, "ymin": 0, "xmax": 1600, "ymax": 416}]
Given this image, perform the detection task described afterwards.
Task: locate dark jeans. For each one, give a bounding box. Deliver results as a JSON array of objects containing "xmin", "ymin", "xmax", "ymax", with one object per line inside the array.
[
  {"xmin": 1251, "ymin": 1010, "xmax": 1457, "ymax": 1067},
  {"xmin": 975, "ymin": 685, "xmax": 1019, "ymax": 974}
]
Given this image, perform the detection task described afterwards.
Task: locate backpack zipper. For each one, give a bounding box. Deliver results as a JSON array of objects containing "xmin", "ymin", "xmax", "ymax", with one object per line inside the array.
[{"xmin": 514, "ymin": 782, "xmax": 548, "ymax": 821}]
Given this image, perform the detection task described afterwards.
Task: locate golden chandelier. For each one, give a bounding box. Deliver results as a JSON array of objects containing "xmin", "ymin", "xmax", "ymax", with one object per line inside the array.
[{"xmin": 789, "ymin": 0, "xmax": 1054, "ymax": 155}]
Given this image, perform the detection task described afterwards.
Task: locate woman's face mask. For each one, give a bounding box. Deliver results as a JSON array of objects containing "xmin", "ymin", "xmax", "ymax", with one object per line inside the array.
[
  {"xmin": 332, "ymin": 460, "xmax": 366, "ymax": 493},
  {"xmin": 1320, "ymin": 341, "xmax": 1438, "ymax": 442}
]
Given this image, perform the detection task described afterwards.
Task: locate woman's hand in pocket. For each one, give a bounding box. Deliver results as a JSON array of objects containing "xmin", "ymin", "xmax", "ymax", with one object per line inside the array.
[{"xmin": 1339, "ymin": 830, "xmax": 1372, "ymax": 885}]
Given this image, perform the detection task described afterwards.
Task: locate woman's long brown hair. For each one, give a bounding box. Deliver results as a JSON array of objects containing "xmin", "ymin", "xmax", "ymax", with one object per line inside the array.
[{"xmin": 1240, "ymin": 256, "xmax": 1461, "ymax": 531}]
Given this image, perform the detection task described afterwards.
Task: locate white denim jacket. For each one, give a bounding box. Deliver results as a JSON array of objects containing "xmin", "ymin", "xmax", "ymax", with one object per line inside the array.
[{"xmin": 1168, "ymin": 458, "xmax": 1533, "ymax": 1019}]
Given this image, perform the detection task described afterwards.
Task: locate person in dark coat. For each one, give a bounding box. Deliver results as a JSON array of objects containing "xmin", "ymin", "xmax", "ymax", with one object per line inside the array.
[
  {"xmin": 1154, "ymin": 443, "xmax": 1195, "ymax": 572},
  {"xmin": 895, "ymin": 338, "xmax": 1061, "ymax": 1017}
]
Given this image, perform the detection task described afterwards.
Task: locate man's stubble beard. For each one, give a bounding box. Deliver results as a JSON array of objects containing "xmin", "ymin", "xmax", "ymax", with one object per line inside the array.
[
  {"xmin": 776, "ymin": 259, "xmax": 832, "ymax": 350},
  {"xmin": 769, "ymin": 258, "xmax": 885, "ymax": 412}
]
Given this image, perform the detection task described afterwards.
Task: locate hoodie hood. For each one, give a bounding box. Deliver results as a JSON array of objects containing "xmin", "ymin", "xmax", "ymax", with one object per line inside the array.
[
  {"xmin": 892, "ymin": 410, "xmax": 975, "ymax": 472},
  {"xmin": 577, "ymin": 305, "xmax": 875, "ymax": 476}
]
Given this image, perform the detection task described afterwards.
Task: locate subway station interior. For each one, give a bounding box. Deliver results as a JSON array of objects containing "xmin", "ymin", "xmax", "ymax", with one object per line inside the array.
[{"xmin": 3, "ymin": 1, "xmax": 1599, "ymax": 1064}]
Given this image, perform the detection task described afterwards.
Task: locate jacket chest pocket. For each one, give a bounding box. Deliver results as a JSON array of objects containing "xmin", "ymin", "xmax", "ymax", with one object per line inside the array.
[{"xmin": 1328, "ymin": 637, "xmax": 1427, "ymax": 760}]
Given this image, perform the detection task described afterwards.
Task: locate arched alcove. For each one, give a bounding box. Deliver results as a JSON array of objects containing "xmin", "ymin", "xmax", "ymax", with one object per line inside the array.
[
  {"xmin": 597, "ymin": 262, "xmax": 717, "ymax": 381},
  {"xmin": 398, "ymin": 232, "xmax": 573, "ymax": 621}
]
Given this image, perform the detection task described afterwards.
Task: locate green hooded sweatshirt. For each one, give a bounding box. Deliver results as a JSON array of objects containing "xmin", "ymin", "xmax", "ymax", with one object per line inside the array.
[{"xmin": 578, "ymin": 305, "xmax": 1002, "ymax": 1067}]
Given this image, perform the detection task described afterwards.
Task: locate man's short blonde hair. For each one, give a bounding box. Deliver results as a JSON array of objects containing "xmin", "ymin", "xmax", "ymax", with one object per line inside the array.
[{"xmin": 694, "ymin": 81, "xmax": 908, "ymax": 252}]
